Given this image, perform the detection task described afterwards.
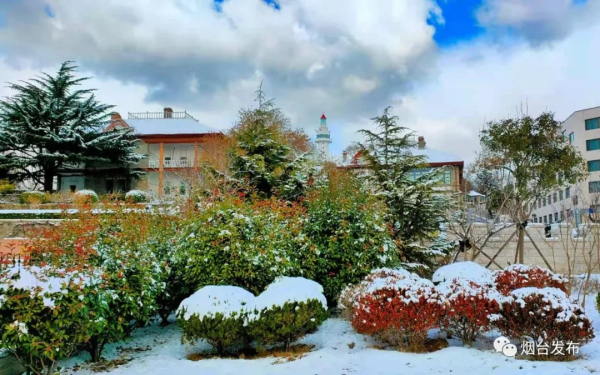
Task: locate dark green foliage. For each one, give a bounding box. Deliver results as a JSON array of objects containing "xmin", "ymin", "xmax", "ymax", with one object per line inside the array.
[
  {"xmin": 0, "ymin": 212, "xmax": 63, "ymax": 220},
  {"xmin": 358, "ymin": 107, "xmax": 454, "ymax": 272},
  {"xmin": 304, "ymin": 169, "xmax": 401, "ymax": 304},
  {"xmin": 480, "ymin": 112, "xmax": 587, "ymax": 206},
  {"xmin": 0, "ymin": 271, "xmax": 99, "ymax": 375},
  {"xmin": 0, "ymin": 61, "xmax": 143, "ymax": 192},
  {"xmin": 176, "ymin": 199, "xmax": 308, "ymax": 296},
  {"xmin": 226, "ymin": 84, "xmax": 314, "ymax": 200},
  {"xmin": 247, "ymin": 300, "xmax": 328, "ymax": 351},
  {"xmin": 178, "ymin": 311, "xmax": 248, "ymax": 355}
]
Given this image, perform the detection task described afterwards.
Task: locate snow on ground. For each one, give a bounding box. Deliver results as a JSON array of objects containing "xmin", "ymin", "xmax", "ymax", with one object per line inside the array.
[{"xmin": 59, "ymin": 294, "xmax": 600, "ymax": 375}]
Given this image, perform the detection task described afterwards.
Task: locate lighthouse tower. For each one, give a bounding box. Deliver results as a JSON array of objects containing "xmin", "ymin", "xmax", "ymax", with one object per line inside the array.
[{"xmin": 316, "ymin": 113, "xmax": 332, "ymax": 158}]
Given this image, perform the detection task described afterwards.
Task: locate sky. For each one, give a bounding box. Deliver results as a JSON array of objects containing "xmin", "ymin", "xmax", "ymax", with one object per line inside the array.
[{"xmin": 0, "ymin": 0, "xmax": 599, "ymax": 164}]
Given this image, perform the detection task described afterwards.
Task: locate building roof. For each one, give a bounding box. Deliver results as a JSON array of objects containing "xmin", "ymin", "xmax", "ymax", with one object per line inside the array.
[
  {"xmin": 126, "ymin": 118, "xmax": 218, "ymax": 136},
  {"xmin": 562, "ymin": 105, "xmax": 600, "ymax": 124},
  {"xmin": 321, "ymin": 113, "xmax": 327, "ymax": 120},
  {"xmin": 410, "ymin": 148, "xmax": 462, "ymax": 163}
]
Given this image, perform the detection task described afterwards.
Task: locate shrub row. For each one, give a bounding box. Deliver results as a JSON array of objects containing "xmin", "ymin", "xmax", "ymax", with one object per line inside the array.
[
  {"xmin": 344, "ymin": 263, "xmax": 593, "ymax": 356},
  {"xmin": 177, "ymin": 277, "xmax": 329, "ymax": 354}
]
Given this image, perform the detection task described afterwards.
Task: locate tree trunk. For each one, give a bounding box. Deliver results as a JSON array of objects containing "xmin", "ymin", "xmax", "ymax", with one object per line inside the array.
[
  {"xmin": 517, "ymin": 227, "xmax": 525, "ymax": 264},
  {"xmin": 87, "ymin": 336, "xmax": 105, "ymax": 363},
  {"xmin": 43, "ymin": 169, "xmax": 55, "ymax": 193}
]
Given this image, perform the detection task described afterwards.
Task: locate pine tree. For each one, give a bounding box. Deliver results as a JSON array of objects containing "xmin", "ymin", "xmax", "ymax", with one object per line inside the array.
[
  {"xmin": 358, "ymin": 107, "xmax": 455, "ymax": 272},
  {"xmin": 0, "ymin": 61, "xmax": 143, "ymax": 192},
  {"xmin": 227, "ymin": 84, "xmax": 314, "ymax": 200}
]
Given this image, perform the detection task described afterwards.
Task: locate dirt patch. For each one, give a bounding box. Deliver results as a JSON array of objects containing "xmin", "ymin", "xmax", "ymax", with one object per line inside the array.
[{"xmin": 186, "ymin": 344, "xmax": 315, "ymax": 363}]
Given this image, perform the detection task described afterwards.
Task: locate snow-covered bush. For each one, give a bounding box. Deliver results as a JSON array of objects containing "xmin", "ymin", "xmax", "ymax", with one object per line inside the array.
[
  {"xmin": 351, "ymin": 275, "xmax": 443, "ymax": 352},
  {"xmin": 304, "ymin": 171, "xmax": 401, "ymax": 304},
  {"xmin": 125, "ymin": 190, "xmax": 150, "ymax": 203},
  {"xmin": 177, "ymin": 286, "xmax": 254, "ymax": 355},
  {"xmin": 495, "ymin": 287, "xmax": 594, "ymax": 357},
  {"xmin": 0, "ymin": 265, "xmax": 102, "ymax": 375},
  {"xmin": 247, "ymin": 277, "xmax": 328, "ymax": 350},
  {"xmin": 73, "ymin": 189, "xmax": 99, "ymax": 204},
  {"xmin": 432, "ymin": 261, "xmax": 494, "ymax": 286},
  {"xmin": 177, "ymin": 198, "xmax": 309, "ymax": 296},
  {"xmin": 27, "ymin": 207, "xmax": 167, "ymax": 362},
  {"xmin": 436, "ymin": 279, "xmax": 503, "ymax": 346},
  {"xmin": 338, "ymin": 267, "xmax": 415, "ymax": 320},
  {"xmin": 19, "ymin": 190, "xmax": 49, "ymax": 204},
  {"xmin": 494, "ymin": 264, "xmax": 569, "ymax": 296}
]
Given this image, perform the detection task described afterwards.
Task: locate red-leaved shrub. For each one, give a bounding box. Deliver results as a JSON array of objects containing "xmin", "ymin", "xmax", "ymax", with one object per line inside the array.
[
  {"xmin": 495, "ymin": 287, "xmax": 594, "ymax": 357},
  {"xmin": 351, "ymin": 277, "xmax": 443, "ymax": 352},
  {"xmin": 437, "ymin": 279, "xmax": 502, "ymax": 346},
  {"xmin": 494, "ymin": 265, "xmax": 569, "ymax": 296}
]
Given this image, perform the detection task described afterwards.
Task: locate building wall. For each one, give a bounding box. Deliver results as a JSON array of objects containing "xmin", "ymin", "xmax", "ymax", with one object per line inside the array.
[{"xmin": 531, "ymin": 106, "xmax": 600, "ymax": 225}]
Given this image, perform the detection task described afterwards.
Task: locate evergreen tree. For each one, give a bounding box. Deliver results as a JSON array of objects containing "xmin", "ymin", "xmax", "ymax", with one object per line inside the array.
[
  {"xmin": 227, "ymin": 84, "xmax": 314, "ymax": 200},
  {"xmin": 358, "ymin": 107, "xmax": 455, "ymax": 271},
  {"xmin": 0, "ymin": 61, "xmax": 143, "ymax": 192}
]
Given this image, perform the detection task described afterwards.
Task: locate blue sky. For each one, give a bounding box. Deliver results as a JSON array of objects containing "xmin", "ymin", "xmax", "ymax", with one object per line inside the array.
[{"xmin": 432, "ymin": 0, "xmax": 484, "ymax": 47}]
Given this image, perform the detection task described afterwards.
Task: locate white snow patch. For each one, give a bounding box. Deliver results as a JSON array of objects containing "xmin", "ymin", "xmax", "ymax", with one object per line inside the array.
[
  {"xmin": 433, "ymin": 261, "xmax": 494, "ymax": 285},
  {"xmin": 177, "ymin": 285, "xmax": 254, "ymax": 321},
  {"xmin": 249, "ymin": 277, "xmax": 327, "ymax": 320}
]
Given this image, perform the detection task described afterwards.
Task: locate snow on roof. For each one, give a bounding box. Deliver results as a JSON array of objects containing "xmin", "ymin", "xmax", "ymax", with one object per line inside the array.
[
  {"xmin": 126, "ymin": 118, "xmax": 219, "ymax": 136},
  {"xmin": 410, "ymin": 147, "xmax": 462, "ymax": 163}
]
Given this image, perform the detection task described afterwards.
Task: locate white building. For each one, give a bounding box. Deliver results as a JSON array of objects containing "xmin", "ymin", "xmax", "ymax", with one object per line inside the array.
[
  {"xmin": 530, "ymin": 106, "xmax": 600, "ymax": 226},
  {"xmin": 315, "ymin": 114, "xmax": 331, "ymax": 158}
]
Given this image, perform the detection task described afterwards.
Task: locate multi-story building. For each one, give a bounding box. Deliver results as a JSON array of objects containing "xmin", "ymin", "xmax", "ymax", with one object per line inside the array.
[
  {"xmin": 57, "ymin": 108, "xmax": 225, "ymax": 198},
  {"xmin": 341, "ymin": 136, "xmax": 464, "ymax": 193},
  {"xmin": 530, "ymin": 106, "xmax": 600, "ymax": 226}
]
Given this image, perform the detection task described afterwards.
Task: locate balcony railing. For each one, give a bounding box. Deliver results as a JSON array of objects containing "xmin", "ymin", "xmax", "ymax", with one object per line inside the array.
[
  {"xmin": 128, "ymin": 111, "xmax": 198, "ymax": 121},
  {"xmin": 148, "ymin": 159, "xmax": 194, "ymax": 168}
]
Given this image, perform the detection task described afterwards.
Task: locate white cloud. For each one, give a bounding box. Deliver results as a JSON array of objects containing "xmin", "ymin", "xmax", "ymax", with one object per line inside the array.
[
  {"xmin": 476, "ymin": 0, "xmax": 600, "ymax": 45},
  {"xmin": 343, "ymin": 75, "xmax": 378, "ymax": 94},
  {"xmin": 392, "ymin": 20, "xmax": 600, "ymax": 164}
]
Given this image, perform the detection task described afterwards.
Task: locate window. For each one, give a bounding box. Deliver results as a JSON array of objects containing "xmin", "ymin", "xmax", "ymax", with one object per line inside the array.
[
  {"xmin": 543, "ymin": 198, "xmax": 547, "ymax": 206},
  {"xmin": 547, "ymin": 195, "xmax": 551, "ymax": 205},
  {"xmin": 569, "ymin": 132, "xmax": 575, "ymax": 143},
  {"xmin": 164, "ymin": 156, "xmax": 172, "ymax": 167},
  {"xmin": 585, "ymin": 117, "xmax": 600, "ymax": 130},
  {"xmin": 559, "ymin": 190, "xmax": 564, "ymax": 201},
  {"xmin": 538, "ymin": 200, "xmax": 541, "ymax": 209},
  {"xmin": 180, "ymin": 156, "xmax": 188, "ymax": 166},
  {"xmin": 566, "ymin": 187, "xmax": 571, "ymax": 198},
  {"xmin": 543, "ymin": 216, "xmax": 547, "ymax": 224},
  {"xmin": 590, "ymin": 181, "xmax": 600, "ymax": 193},
  {"xmin": 587, "ymin": 139, "xmax": 600, "ymax": 151},
  {"xmin": 553, "ymin": 192, "xmax": 557, "ymax": 202},
  {"xmin": 562, "ymin": 130, "xmax": 566, "ymax": 138},
  {"xmin": 69, "ymin": 185, "xmax": 76, "ymax": 193},
  {"xmin": 549, "ymin": 215, "xmax": 553, "ymax": 224},
  {"xmin": 589, "ymin": 160, "xmax": 600, "ymax": 172},
  {"xmin": 554, "ymin": 212, "xmax": 559, "ymax": 222},
  {"xmin": 573, "ymin": 195, "xmax": 579, "ymax": 206}
]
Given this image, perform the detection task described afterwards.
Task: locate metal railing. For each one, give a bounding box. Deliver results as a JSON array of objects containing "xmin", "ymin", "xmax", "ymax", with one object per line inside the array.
[
  {"xmin": 128, "ymin": 111, "xmax": 198, "ymax": 121},
  {"xmin": 148, "ymin": 158, "xmax": 193, "ymax": 168}
]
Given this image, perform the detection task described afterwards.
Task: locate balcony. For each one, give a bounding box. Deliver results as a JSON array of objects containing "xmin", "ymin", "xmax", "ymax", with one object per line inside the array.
[{"xmin": 147, "ymin": 158, "xmax": 194, "ymax": 168}]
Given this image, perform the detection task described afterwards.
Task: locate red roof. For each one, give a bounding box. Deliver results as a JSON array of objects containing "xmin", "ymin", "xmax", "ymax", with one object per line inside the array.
[{"xmin": 321, "ymin": 113, "xmax": 327, "ymax": 120}]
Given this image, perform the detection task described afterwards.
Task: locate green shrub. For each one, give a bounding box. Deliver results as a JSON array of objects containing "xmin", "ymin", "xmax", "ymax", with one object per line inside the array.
[
  {"xmin": 177, "ymin": 198, "xmax": 309, "ymax": 295},
  {"xmin": 304, "ymin": 169, "xmax": 401, "ymax": 304},
  {"xmin": 177, "ymin": 285, "xmax": 254, "ymax": 355},
  {"xmin": 19, "ymin": 191, "xmax": 49, "ymax": 204},
  {"xmin": 0, "ymin": 211, "xmax": 64, "ymax": 219},
  {"xmin": 0, "ymin": 180, "xmax": 15, "ymax": 195},
  {"xmin": 0, "ymin": 266, "xmax": 102, "ymax": 375},
  {"xmin": 73, "ymin": 189, "xmax": 99, "ymax": 204},
  {"xmin": 247, "ymin": 277, "xmax": 328, "ymax": 350},
  {"xmin": 125, "ymin": 190, "xmax": 150, "ymax": 203}
]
